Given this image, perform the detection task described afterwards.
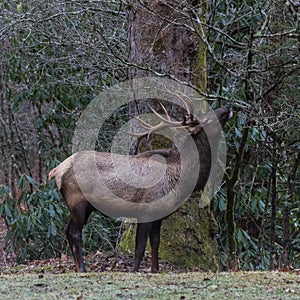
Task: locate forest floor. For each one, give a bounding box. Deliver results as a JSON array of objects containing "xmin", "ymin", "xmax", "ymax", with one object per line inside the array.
[
  {"xmin": 1, "ymin": 221, "xmax": 300, "ymax": 299},
  {"xmin": 1, "ymin": 254, "xmax": 300, "ymax": 299}
]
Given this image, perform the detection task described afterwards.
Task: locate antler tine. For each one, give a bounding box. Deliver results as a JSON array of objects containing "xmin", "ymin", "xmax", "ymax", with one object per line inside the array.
[
  {"xmin": 175, "ymin": 91, "xmax": 195, "ymax": 116},
  {"xmin": 158, "ymin": 100, "xmax": 172, "ymax": 121},
  {"xmin": 129, "ymin": 102, "xmax": 182, "ymax": 139},
  {"xmin": 126, "ymin": 117, "xmax": 152, "ymax": 139},
  {"xmin": 129, "ymin": 119, "xmax": 173, "ymax": 140},
  {"xmin": 147, "ymin": 105, "xmax": 182, "ymax": 126},
  {"xmin": 133, "ymin": 116, "xmax": 152, "ymax": 129}
]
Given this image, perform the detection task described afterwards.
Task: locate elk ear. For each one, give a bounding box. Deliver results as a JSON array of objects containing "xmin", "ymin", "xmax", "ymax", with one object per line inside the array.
[
  {"xmin": 185, "ymin": 119, "xmax": 202, "ymax": 135},
  {"xmin": 187, "ymin": 125, "xmax": 202, "ymax": 135}
]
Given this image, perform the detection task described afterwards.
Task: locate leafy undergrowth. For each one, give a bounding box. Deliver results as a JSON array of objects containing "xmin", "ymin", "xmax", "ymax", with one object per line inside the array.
[{"xmin": 1, "ymin": 254, "xmax": 300, "ymax": 299}]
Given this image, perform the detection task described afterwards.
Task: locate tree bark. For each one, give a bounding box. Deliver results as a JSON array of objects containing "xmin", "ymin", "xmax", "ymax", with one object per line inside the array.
[{"xmin": 119, "ymin": 0, "xmax": 219, "ymax": 271}]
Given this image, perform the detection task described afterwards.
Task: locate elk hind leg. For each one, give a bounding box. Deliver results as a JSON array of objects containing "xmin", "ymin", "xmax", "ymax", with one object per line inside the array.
[{"xmin": 65, "ymin": 202, "xmax": 94, "ymax": 272}]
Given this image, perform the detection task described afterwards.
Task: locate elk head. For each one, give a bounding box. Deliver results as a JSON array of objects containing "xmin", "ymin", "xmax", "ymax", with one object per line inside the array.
[{"xmin": 131, "ymin": 94, "xmax": 232, "ymax": 146}]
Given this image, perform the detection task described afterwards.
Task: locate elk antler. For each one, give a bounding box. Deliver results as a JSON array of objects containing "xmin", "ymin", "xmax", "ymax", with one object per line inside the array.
[
  {"xmin": 131, "ymin": 102, "xmax": 182, "ymax": 140},
  {"xmin": 174, "ymin": 91, "xmax": 195, "ymax": 117},
  {"xmin": 130, "ymin": 94, "xmax": 195, "ymax": 139}
]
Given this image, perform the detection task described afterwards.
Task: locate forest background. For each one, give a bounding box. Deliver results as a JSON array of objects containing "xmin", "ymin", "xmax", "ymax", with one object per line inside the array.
[{"xmin": 0, "ymin": 0, "xmax": 299, "ymax": 272}]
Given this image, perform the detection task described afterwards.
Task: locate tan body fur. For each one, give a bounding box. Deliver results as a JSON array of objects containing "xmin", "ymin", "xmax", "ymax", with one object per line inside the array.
[{"xmin": 49, "ymin": 106, "xmax": 232, "ymax": 272}]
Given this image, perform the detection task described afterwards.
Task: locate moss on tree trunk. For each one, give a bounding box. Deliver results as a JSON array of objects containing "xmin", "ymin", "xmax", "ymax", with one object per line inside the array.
[{"xmin": 159, "ymin": 193, "xmax": 219, "ymax": 270}]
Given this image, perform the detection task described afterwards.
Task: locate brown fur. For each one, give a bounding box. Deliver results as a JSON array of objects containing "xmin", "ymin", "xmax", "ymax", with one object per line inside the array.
[{"xmin": 49, "ymin": 106, "xmax": 232, "ymax": 272}]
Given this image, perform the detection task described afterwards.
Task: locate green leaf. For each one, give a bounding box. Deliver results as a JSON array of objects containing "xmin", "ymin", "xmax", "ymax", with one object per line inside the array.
[
  {"xmin": 25, "ymin": 175, "xmax": 36, "ymax": 187},
  {"xmin": 18, "ymin": 175, "xmax": 27, "ymax": 190},
  {"xmin": 49, "ymin": 204, "xmax": 55, "ymax": 218},
  {"xmin": 258, "ymin": 199, "xmax": 265, "ymax": 212},
  {"xmin": 218, "ymin": 196, "xmax": 227, "ymax": 211},
  {"xmin": 26, "ymin": 218, "xmax": 32, "ymax": 232},
  {"xmin": 4, "ymin": 204, "xmax": 13, "ymax": 219},
  {"xmin": 235, "ymin": 127, "xmax": 243, "ymax": 138},
  {"xmin": 48, "ymin": 220, "xmax": 57, "ymax": 237}
]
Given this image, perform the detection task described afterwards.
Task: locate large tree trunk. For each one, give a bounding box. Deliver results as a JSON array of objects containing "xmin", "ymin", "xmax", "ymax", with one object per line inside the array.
[{"xmin": 119, "ymin": 0, "xmax": 219, "ymax": 271}]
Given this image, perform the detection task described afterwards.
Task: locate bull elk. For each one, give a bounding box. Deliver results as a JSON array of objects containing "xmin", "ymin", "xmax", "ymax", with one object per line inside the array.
[{"xmin": 48, "ymin": 96, "xmax": 232, "ymax": 273}]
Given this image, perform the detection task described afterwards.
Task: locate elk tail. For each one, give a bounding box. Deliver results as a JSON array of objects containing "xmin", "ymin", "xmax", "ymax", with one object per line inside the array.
[{"xmin": 48, "ymin": 167, "xmax": 57, "ymax": 182}]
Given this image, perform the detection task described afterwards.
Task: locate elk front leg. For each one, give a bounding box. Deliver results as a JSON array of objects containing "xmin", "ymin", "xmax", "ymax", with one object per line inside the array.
[
  {"xmin": 133, "ymin": 222, "xmax": 153, "ymax": 272},
  {"xmin": 149, "ymin": 219, "xmax": 162, "ymax": 273}
]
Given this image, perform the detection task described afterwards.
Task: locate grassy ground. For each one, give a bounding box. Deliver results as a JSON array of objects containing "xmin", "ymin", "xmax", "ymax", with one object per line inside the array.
[{"xmin": 0, "ymin": 270, "xmax": 300, "ymax": 299}]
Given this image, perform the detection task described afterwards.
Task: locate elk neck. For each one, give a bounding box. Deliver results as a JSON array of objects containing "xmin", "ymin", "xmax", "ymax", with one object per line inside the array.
[{"xmin": 186, "ymin": 130, "xmax": 213, "ymax": 192}]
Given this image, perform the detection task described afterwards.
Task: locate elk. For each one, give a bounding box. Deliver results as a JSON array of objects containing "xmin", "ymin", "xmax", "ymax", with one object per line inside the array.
[{"xmin": 48, "ymin": 96, "xmax": 232, "ymax": 273}]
